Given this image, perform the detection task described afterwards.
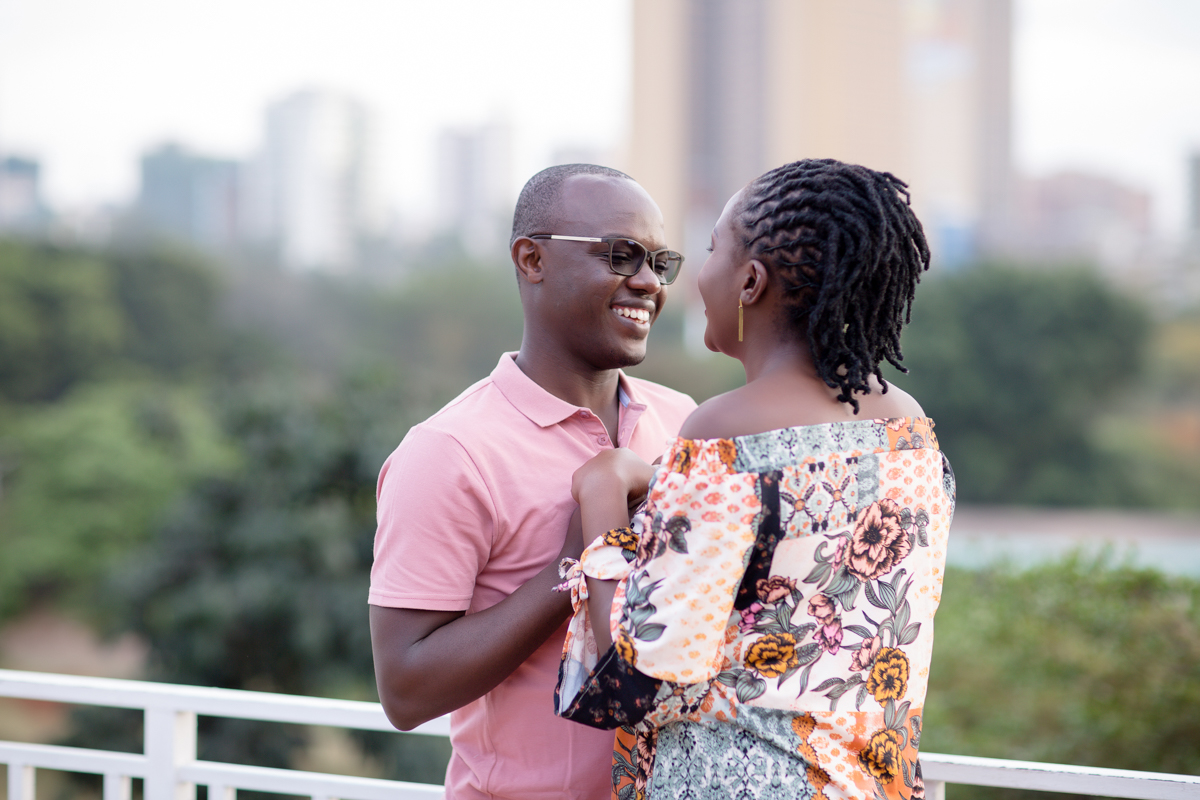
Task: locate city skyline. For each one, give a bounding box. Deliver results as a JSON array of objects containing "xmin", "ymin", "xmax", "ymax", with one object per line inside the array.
[{"xmin": 0, "ymin": 0, "xmax": 1198, "ymax": 236}]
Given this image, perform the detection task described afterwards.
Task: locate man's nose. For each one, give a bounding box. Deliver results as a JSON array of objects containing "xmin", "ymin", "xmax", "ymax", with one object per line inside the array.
[{"xmin": 626, "ymin": 259, "xmax": 663, "ymax": 293}]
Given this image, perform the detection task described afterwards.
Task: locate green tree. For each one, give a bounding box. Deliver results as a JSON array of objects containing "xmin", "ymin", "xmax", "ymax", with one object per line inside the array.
[
  {"xmin": 0, "ymin": 381, "xmax": 234, "ymax": 620},
  {"xmin": 107, "ymin": 244, "xmax": 223, "ymax": 376},
  {"xmin": 0, "ymin": 241, "xmax": 123, "ymax": 403},
  {"xmin": 91, "ymin": 375, "xmax": 449, "ymax": 778},
  {"xmin": 890, "ymin": 264, "xmax": 1152, "ymax": 505}
]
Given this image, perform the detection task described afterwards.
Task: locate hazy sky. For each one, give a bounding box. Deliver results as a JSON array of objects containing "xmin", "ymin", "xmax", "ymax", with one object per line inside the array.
[{"xmin": 1, "ymin": 0, "xmax": 1198, "ymax": 233}]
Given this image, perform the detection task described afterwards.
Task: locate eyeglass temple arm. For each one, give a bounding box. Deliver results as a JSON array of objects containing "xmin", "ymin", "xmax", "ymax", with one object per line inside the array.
[{"xmin": 531, "ymin": 235, "xmax": 605, "ymax": 243}]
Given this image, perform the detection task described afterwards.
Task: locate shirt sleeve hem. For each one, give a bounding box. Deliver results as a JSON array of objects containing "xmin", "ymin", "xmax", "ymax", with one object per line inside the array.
[{"xmin": 368, "ymin": 591, "xmax": 472, "ymax": 611}]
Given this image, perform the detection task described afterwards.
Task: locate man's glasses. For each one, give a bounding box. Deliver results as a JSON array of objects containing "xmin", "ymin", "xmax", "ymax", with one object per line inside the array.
[{"xmin": 529, "ymin": 235, "xmax": 685, "ymax": 285}]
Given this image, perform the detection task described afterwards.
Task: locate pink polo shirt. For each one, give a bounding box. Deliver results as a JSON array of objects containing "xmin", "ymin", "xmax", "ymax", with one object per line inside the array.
[{"xmin": 371, "ymin": 352, "xmax": 696, "ymax": 800}]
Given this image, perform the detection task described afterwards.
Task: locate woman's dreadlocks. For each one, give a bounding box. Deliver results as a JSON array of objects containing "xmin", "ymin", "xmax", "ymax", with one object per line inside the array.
[{"xmin": 736, "ymin": 159, "xmax": 931, "ymax": 413}]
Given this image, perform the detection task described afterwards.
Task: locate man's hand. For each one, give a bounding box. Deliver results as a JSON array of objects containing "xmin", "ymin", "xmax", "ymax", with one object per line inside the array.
[{"xmin": 370, "ymin": 512, "xmax": 583, "ymax": 731}]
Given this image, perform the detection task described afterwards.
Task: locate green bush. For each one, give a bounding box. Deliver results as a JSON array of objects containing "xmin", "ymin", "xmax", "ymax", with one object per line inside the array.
[{"xmin": 925, "ymin": 557, "xmax": 1200, "ymax": 798}]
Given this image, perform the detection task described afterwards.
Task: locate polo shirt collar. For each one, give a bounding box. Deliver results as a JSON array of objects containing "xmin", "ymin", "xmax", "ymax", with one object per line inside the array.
[{"xmin": 491, "ymin": 352, "xmax": 645, "ymax": 429}]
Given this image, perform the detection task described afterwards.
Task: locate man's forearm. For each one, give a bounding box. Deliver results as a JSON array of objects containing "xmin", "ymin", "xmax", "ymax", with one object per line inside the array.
[{"xmin": 371, "ymin": 555, "xmax": 573, "ymax": 729}]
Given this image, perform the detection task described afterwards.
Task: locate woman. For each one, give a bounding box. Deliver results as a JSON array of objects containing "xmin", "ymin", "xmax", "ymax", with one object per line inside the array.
[{"xmin": 555, "ymin": 159, "xmax": 954, "ymax": 800}]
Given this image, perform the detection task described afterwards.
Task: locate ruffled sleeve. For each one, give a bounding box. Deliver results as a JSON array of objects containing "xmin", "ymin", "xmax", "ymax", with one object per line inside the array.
[{"xmin": 555, "ymin": 437, "xmax": 761, "ymax": 728}]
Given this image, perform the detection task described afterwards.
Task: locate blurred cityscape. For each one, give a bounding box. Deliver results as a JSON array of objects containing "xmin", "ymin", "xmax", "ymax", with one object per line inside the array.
[{"xmin": 1, "ymin": 0, "xmax": 1198, "ymax": 304}]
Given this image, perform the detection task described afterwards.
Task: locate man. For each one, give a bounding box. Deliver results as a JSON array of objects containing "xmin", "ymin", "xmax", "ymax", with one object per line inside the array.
[{"xmin": 369, "ymin": 164, "xmax": 697, "ymax": 800}]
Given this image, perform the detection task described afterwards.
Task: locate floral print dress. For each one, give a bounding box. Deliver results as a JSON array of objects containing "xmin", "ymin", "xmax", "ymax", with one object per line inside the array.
[{"xmin": 555, "ymin": 417, "xmax": 954, "ymax": 800}]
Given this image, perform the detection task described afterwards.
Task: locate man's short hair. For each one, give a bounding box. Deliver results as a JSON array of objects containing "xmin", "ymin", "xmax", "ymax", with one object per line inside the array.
[{"xmin": 510, "ymin": 163, "xmax": 634, "ymax": 245}]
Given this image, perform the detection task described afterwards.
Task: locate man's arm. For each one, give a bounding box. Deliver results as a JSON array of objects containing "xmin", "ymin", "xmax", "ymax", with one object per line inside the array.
[{"xmin": 370, "ymin": 512, "xmax": 583, "ymax": 731}]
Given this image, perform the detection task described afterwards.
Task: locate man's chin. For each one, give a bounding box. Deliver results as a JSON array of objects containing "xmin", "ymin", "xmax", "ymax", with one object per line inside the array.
[{"xmin": 595, "ymin": 343, "xmax": 648, "ymax": 371}]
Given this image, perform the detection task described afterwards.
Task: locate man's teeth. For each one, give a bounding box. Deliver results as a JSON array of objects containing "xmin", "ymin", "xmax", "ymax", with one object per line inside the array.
[{"xmin": 615, "ymin": 307, "xmax": 650, "ymax": 323}]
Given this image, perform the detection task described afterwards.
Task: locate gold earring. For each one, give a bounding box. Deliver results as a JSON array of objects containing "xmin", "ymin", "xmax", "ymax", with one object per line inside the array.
[{"xmin": 738, "ymin": 298, "xmax": 744, "ymax": 342}]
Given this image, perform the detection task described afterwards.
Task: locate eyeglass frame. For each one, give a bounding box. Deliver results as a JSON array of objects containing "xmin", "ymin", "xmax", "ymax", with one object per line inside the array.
[{"xmin": 527, "ymin": 234, "xmax": 685, "ymax": 285}]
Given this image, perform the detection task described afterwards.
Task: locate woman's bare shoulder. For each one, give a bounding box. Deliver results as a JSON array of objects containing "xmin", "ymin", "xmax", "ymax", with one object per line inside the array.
[
  {"xmin": 676, "ymin": 389, "xmax": 748, "ymax": 441},
  {"xmin": 859, "ymin": 379, "xmax": 926, "ymax": 420}
]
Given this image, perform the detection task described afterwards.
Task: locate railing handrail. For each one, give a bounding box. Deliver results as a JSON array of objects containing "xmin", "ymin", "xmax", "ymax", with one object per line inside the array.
[
  {"xmin": 0, "ymin": 668, "xmax": 449, "ymax": 736},
  {"xmin": 2, "ymin": 668, "xmax": 1198, "ymax": 800}
]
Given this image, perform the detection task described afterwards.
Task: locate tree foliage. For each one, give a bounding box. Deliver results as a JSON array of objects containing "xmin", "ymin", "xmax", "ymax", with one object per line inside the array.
[
  {"xmin": 0, "ymin": 382, "xmax": 234, "ymax": 620},
  {"xmin": 91, "ymin": 375, "xmax": 449, "ymax": 778},
  {"xmin": 890, "ymin": 264, "xmax": 1153, "ymax": 505},
  {"xmin": 0, "ymin": 239, "xmax": 222, "ymax": 404}
]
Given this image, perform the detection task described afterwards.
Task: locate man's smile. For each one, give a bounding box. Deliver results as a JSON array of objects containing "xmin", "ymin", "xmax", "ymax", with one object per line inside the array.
[{"xmin": 612, "ymin": 304, "xmax": 652, "ymax": 325}]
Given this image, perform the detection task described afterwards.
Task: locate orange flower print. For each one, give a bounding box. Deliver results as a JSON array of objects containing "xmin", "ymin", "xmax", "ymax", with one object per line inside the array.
[
  {"xmin": 669, "ymin": 441, "xmax": 695, "ymax": 476},
  {"xmin": 615, "ymin": 628, "xmax": 638, "ymax": 666},
  {"xmin": 859, "ymin": 728, "xmax": 904, "ymax": 782},
  {"xmin": 744, "ymin": 632, "xmax": 799, "ymax": 677},
  {"xmin": 847, "ymin": 499, "xmax": 911, "ymax": 581},
  {"xmin": 716, "ymin": 439, "xmax": 738, "ymax": 469},
  {"xmin": 867, "ymin": 646, "xmax": 910, "ymax": 703}
]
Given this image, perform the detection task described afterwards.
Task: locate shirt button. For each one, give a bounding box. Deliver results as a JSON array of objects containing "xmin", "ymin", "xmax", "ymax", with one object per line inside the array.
[
  {"xmin": 578, "ymin": 410, "xmax": 590, "ymax": 418},
  {"xmin": 598, "ymin": 435, "xmax": 610, "ymax": 446}
]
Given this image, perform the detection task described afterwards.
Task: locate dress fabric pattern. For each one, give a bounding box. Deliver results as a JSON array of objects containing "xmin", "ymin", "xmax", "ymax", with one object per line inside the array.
[{"xmin": 555, "ymin": 418, "xmax": 954, "ymax": 800}]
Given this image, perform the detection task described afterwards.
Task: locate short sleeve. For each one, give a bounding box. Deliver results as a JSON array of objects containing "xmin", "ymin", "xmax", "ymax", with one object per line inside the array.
[{"xmin": 369, "ymin": 425, "xmax": 496, "ymax": 611}]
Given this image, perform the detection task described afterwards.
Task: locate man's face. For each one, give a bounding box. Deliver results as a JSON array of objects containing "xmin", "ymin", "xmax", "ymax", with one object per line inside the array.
[{"xmin": 531, "ymin": 175, "xmax": 670, "ymax": 370}]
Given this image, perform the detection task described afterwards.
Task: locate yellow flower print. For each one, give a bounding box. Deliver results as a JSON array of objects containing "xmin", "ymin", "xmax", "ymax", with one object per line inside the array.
[
  {"xmin": 615, "ymin": 628, "xmax": 638, "ymax": 666},
  {"xmin": 744, "ymin": 632, "xmax": 798, "ymax": 678},
  {"xmin": 867, "ymin": 646, "xmax": 910, "ymax": 703},
  {"xmin": 602, "ymin": 526, "xmax": 639, "ymax": 553},
  {"xmin": 859, "ymin": 728, "xmax": 904, "ymax": 783}
]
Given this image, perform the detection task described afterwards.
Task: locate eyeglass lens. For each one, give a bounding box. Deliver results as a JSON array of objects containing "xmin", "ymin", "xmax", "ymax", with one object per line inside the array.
[{"xmin": 608, "ymin": 240, "xmax": 683, "ymax": 284}]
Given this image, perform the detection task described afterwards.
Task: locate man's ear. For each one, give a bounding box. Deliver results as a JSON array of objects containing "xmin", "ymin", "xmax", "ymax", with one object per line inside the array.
[
  {"xmin": 740, "ymin": 260, "xmax": 769, "ymax": 306},
  {"xmin": 512, "ymin": 237, "xmax": 545, "ymax": 285}
]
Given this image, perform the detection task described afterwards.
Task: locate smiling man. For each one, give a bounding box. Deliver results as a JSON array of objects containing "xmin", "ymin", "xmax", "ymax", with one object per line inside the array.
[{"xmin": 369, "ymin": 164, "xmax": 696, "ymax": 800}]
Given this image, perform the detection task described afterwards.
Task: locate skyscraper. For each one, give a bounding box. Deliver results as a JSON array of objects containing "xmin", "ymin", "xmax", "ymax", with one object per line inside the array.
[
  {"xmin": 137, "ymin": 143, "xmax": 240, "ymax": 249},
  {"xmin": 245, "ymin": 89, "xmax": 384, "ymax": 272},
  {"xmin": 0, "ymin": 156, "xmax": 47, "ymax": 233},
  {"xmin": 434, "ymin": 120, "xmax": 513, "ymax": 256},
  {"xmin": 628, "ymin": 0, "xmax": 1012, "ymax": 269},
  {"xmin": 1189, "ymin": 151, "xmax": 1200, "ymax": 242}
]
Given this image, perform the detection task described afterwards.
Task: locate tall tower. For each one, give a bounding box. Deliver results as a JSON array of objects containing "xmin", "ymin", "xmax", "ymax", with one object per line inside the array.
[
  {"xmin": 138, "ymin": 144, "xmax": 240, "ymax": 250},
  {"xmin": 435, "ymin": 120, "xmax": 513, "ymax": 257},
  {"xmin": 247, "ymin": 89, "xmax": 383, "ymax": 272},
  {"xmin": 1189, "ymin": 151, "xmax": 1200, "ymax": 243},
  {"xmin": 628, "ymin": 0, "xmax": 1012, "ymax": 271}
]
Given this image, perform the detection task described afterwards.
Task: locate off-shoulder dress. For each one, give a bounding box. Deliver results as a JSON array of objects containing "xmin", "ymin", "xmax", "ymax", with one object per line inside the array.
[{"xmin": 555, "ymin": 417, "xmax": 955, "ymax": 800}]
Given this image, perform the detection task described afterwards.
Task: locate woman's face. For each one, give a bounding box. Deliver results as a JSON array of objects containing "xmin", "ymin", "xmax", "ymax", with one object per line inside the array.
[{"xmin": 697, "ymin": 190, "xmax": 747, "ymax": 354}]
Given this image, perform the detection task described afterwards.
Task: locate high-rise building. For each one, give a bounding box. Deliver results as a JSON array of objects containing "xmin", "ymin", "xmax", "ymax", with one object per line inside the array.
[
  {"xmin": 628, "ymin": 0, "xmax": 1012, "ymax": 270},
  {"xmin": 246, "ymin": 89, "xmax": 384, "ymax": 272},
  {"xmin": 137, "ymin": 143, "xmax": 240, "ymax": 249},
  {"xmin": 1188, "ymin": 151, "xmax": 1200, "ymax": 241},
  {"xmin": 0, "ymin": 156, "xmax": 47, "ymax": 232},
  {"xmin": 435, "ymin": 121, "xmax": 513, "ymax": 256}
]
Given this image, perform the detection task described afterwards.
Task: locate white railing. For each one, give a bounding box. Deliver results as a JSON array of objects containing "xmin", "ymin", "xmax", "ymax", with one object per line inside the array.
[{"xmin": 2, "ymin": 668, "xmax": 1198, "ymax": 800}]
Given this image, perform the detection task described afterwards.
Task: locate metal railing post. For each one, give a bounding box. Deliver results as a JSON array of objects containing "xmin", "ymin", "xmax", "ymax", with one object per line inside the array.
[
  {"xmin": 144, "ymin": 707, "xmax": 198, "ymax": 800},
  {"xmin": 104, "ymin": 772, "xmax": 133, "ymax": 800},
  {"xmin": 7, "ymin": 762, "xmax": 34, "ymax": 800},
  {"xmin": 926, "ymin": 779, "xmax": 946, "ymax": 800}
]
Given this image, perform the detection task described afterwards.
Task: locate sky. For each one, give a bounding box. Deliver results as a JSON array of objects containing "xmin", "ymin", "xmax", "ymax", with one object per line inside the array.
[{"xmin": 1, "ymin": 0, "xmax": 1198, "ymax": 234}]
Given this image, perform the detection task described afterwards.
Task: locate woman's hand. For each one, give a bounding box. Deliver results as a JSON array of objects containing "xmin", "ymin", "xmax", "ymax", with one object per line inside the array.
[
  {"xmin": 571, "ymin": 448, "xmax": 655, "ymax": 508},
  {"xmin": 571, "ymin": 448, "xmax": 655, "ymax": 547}
]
